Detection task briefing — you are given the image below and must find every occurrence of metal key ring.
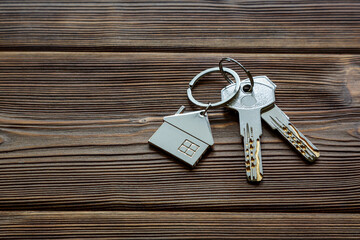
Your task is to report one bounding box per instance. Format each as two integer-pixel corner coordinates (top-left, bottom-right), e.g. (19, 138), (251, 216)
(219, 57), (254, 92)
(187, 67), (241, 108)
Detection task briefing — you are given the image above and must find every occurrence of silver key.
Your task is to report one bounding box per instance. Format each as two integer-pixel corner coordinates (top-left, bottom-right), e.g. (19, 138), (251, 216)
(262, 105), (320, 162)
(221, 76), (276, 182)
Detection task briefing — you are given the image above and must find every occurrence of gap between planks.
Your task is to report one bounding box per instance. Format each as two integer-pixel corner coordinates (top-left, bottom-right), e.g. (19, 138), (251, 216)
(0, 47), (360, 54)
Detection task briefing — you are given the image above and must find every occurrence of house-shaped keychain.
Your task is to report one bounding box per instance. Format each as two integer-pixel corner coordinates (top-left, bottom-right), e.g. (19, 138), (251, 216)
(148, 106), (214, 167)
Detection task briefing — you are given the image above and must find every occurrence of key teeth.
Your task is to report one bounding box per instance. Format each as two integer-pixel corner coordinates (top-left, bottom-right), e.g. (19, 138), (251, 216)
(267, 112), (320, 163)
(244, 134), (263, 182)
(304, 150), (320, 162)
(286, 123), (320, 162)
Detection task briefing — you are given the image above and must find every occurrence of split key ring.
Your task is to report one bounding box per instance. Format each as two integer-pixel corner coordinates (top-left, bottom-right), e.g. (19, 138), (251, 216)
(187, 66), (241, 114)
(219, 57), (254, 92)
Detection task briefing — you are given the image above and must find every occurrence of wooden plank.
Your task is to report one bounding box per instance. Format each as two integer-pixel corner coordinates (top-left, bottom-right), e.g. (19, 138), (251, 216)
(0, 52), (358, 211)
(0, 1), (359, 51)
(1, 211), (359, 239)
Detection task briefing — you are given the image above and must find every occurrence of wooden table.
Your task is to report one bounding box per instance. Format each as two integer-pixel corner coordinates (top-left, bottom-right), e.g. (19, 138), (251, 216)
(0, 1), (359, 239)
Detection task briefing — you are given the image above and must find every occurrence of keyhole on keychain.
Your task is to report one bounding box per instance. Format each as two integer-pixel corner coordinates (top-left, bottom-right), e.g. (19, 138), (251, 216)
(242, 84), (252, 92)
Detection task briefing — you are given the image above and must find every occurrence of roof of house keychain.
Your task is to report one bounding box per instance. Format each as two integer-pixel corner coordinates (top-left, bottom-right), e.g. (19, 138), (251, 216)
(219, 58), (320, 183)
(148, 67), (241, 167)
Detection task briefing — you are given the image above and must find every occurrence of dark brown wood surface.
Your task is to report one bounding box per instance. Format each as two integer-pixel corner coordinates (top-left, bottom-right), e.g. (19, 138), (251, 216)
(0, 0), (359, 52)
(0, 1), (359, 239)
(1, 211), (360, 239)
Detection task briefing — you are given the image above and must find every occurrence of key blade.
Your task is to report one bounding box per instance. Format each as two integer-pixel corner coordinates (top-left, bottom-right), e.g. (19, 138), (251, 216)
(240, 110), (263, 182)
(262, 105), (320, 162)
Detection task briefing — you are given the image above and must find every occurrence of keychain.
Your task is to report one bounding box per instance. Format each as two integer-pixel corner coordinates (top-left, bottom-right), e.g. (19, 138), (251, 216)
(149, 58), (319, 183)
(148, 67), (241, 167)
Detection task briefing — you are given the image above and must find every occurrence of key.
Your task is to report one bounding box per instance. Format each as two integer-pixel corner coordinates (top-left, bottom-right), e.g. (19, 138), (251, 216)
(262, 105), (320, 162)
(221, 76), (276, 182)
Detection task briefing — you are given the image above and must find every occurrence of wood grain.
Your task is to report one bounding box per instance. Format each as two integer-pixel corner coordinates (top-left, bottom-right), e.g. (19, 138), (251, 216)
(0, 1), (359, 52)
(1, 0), (359, 237)
(0, 52), (358, 211)
(1, 211), (359, 239)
